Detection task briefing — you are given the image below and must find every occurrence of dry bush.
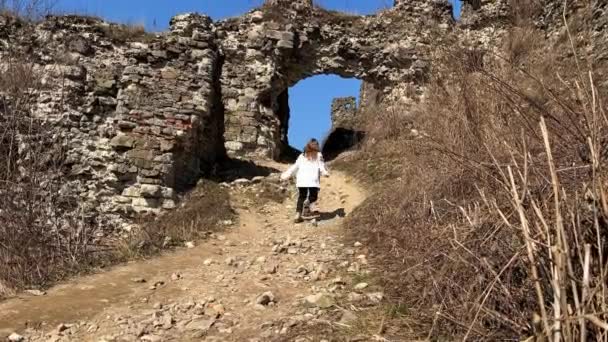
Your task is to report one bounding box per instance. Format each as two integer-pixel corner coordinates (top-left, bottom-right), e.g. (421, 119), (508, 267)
(331, 106), (418, 185)
(102, 23), (155, 44)
(509, 0), (543, 26)
(364, 108), (414, 143)
(0, 58), (103, 296)
(260, 0), (362, 25)
(504, 26), (544, 66)
(0, 0), (55, 19)
(340, 7), (608, 340)
(0, 1), (108, 297)
(117, 180), (235, 259)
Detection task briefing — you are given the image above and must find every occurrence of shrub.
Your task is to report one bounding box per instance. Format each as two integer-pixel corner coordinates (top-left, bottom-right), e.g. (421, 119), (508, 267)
(117, 180), (235, 259)
(0, 59), (103, 296)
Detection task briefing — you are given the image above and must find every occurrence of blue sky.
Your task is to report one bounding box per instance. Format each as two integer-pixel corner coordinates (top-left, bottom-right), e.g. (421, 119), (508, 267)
(54, 0), (461, 149)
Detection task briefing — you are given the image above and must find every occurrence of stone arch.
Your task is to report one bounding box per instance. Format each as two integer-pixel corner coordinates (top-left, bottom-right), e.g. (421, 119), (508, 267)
(219, 0), (454, 159)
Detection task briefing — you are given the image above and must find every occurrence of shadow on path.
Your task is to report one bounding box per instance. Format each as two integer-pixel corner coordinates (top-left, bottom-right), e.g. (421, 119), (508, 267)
(317, 208), (346, 222)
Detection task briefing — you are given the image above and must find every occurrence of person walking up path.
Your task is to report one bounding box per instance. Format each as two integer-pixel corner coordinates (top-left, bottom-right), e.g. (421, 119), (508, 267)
(281, 139), (329, 223)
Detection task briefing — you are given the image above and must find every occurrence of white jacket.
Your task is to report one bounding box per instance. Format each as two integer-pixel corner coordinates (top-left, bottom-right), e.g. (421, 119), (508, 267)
(281, 153), (329, 188)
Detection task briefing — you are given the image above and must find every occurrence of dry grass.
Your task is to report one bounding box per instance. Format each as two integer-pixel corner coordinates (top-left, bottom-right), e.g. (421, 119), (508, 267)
(335, 4), (608, 341)
(509, 0), (543, 26)
(0, 58), (105, 296)
(102, 22), (156, 44)
(116, 180), (234, 259)
(260, 0), (363, 25)
(0, 0), (55, 19)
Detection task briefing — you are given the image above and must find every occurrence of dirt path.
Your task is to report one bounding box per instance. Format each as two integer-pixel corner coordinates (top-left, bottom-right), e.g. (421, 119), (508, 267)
(0, 167), (381, 342)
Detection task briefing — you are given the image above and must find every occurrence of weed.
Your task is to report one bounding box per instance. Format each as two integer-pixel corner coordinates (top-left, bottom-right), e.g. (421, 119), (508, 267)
(118, 180), (234, 259)
(102, 22), (156, 44)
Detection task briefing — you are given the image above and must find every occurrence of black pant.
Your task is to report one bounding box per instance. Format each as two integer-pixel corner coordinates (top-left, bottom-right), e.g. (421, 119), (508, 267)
(297, 187), (319, 214)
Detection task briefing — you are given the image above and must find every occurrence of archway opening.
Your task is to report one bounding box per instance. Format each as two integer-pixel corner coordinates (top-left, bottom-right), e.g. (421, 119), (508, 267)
(279, 75), (365, 161)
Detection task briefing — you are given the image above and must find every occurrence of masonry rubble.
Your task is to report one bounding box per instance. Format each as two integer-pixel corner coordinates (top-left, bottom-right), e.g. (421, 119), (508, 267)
(1, 0), (601, 229)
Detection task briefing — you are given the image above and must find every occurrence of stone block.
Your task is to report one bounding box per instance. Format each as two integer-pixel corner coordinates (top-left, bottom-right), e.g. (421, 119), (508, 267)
(132, 197), (161, 210)
(114, 196), (132, 204)
(94, 79), (116, 95)
(151, 50), (167, 59)
(161, 187), (175, 199)
(141, 169), (161, 177)
(140, 184), (162, 197)
(191, 49), (208, 59)
(98, 96), (118, 106)
(122, 186), (141, 197)
(46, 64), (86, 80)
(161, 67), (179, 80)
(154, 153), (174, 163)
(276, 40), (293, 49)
(139, 177), (163, 185)
(225, 141), (243, 151)
(110, 135), (135, 149)
(127, 149), (157, 169)
(130, 42), (149, 50)
(123, 65), (143, 75)
(250, 11), (264, 23)
(160, 140), (175, 153)
(118, 121), (137, 130)
(69, 36), (93, 55)
(162, 199), (177, 209)
(266, 30), (294, 42)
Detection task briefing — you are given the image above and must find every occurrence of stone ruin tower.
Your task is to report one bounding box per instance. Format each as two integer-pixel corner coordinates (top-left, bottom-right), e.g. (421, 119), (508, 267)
(322, 97), (364, 161)
(330, 97), (357, 130)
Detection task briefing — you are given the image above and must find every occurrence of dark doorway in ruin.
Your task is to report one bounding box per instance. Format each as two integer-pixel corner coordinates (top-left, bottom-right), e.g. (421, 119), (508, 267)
(276, 75), (364, 161)
(322, 127), (366, 161)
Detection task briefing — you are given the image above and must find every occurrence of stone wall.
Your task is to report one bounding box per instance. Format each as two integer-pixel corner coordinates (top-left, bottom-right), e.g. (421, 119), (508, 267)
(218, 0), (454, 158)
(0, 14), (224, 229)
(3, 0), (599, 228)
(322, 96), (364, 160)
(330, 97), (357, 129)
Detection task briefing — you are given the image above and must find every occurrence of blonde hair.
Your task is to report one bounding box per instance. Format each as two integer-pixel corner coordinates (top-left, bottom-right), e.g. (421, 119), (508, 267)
(304, 139), (320, 160)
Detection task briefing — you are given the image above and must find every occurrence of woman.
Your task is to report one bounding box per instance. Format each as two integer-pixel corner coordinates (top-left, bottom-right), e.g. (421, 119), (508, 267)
(280, 139), (330, 223)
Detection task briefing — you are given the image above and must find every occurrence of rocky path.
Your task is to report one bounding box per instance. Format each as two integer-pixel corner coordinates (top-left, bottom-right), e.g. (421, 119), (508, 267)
(0, 167), (384, 342)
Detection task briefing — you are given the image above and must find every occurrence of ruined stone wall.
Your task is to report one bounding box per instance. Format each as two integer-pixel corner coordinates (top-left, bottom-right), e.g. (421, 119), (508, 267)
(5, 0), (597, 228)
(0, 0), (457, 227)
(322, 96), (364, 160)
(217, 0), (454, 159)
(330, 97), (357, 129)
(0, 14), (223, 229)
